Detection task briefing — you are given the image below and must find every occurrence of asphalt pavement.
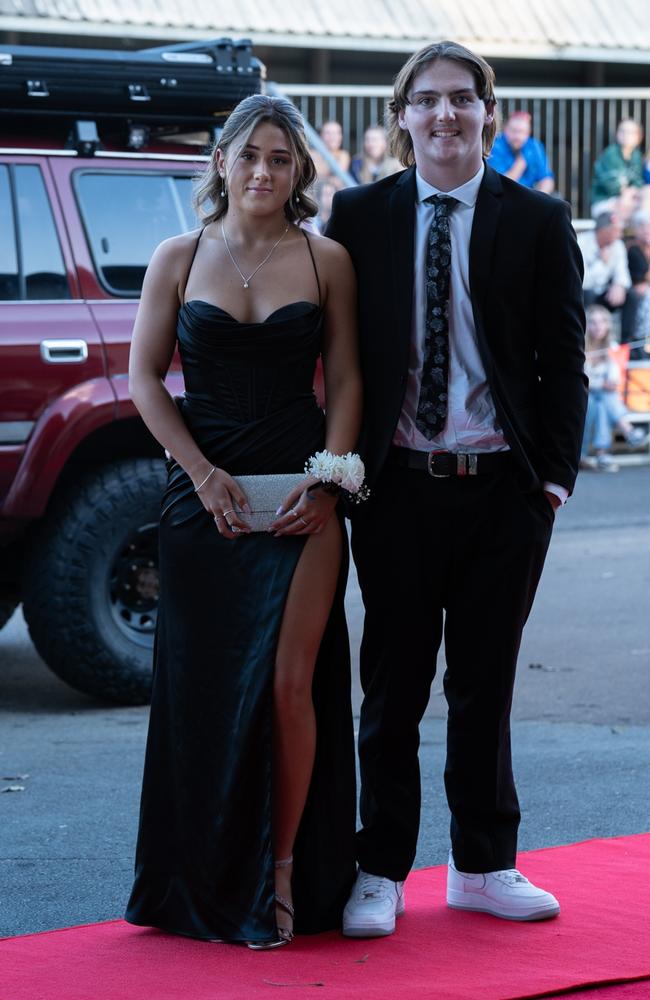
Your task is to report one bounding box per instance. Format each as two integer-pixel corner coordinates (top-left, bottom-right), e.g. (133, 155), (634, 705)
(1, 463), (649, 937)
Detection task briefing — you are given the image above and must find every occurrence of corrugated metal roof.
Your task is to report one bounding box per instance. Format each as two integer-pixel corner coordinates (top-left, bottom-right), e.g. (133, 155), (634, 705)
(2, 0), (650, 58)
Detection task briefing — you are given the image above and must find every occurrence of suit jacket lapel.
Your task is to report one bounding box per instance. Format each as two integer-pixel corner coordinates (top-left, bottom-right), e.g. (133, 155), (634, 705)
(469, 164), (502, 346)
(388, 166), (416, 364)
(469, 165), (534, 479)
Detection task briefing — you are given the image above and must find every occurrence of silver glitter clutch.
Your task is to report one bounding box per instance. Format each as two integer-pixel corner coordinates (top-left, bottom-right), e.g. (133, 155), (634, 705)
(233, 473), (306, 531)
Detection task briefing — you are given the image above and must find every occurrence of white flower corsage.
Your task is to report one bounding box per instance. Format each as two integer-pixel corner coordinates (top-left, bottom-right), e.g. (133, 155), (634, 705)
(304, 450), (370, 503)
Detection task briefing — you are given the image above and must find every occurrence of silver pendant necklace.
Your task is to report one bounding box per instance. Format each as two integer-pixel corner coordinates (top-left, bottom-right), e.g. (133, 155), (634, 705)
(221, 219), (290, 289)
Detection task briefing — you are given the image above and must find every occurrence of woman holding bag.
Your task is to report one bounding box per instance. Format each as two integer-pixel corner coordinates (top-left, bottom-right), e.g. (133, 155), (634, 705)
(125, 94), (363, 947)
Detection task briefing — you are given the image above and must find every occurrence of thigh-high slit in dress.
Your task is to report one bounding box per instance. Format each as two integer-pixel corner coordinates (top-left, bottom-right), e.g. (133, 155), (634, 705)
(125, 230), (357, 943)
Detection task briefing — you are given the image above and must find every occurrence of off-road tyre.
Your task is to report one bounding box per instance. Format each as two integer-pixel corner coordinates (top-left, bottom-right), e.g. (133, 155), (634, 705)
(22, 458), (167, 704)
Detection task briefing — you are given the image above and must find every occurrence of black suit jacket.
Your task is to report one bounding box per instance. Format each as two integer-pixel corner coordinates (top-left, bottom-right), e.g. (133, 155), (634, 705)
(326, 163), (587, 494)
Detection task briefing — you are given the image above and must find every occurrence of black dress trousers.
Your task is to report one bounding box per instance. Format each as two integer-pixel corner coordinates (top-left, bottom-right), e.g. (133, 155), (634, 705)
(350, 459), (554, 880)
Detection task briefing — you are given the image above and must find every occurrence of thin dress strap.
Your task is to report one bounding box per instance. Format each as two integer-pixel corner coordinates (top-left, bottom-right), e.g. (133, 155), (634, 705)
(302, 229), (322, 308)
(180, 227), (205, 304)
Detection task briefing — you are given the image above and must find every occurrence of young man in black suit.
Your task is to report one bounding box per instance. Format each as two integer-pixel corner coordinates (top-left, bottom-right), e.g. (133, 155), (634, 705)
(326, 41), (587, 937)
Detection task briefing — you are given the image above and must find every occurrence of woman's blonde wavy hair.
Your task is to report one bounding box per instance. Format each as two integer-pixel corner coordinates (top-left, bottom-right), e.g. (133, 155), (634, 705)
(194, 94), (318, 225)
(386, 41), (498, 166)
(585, 304), (613, 352)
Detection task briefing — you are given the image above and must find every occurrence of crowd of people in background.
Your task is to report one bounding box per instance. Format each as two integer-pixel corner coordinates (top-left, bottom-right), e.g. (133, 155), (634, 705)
(309, 120), (401, 229)
(465, 109), (650, 471)
(579, 118), (650, 469)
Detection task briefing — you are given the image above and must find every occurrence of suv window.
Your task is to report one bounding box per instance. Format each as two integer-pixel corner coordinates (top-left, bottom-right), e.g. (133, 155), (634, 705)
(0, 164), (70, 301)
(75, 172), (199, 297)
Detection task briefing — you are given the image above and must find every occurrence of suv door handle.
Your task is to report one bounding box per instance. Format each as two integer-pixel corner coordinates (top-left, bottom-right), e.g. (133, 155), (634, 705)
(40, 340), (89, 364)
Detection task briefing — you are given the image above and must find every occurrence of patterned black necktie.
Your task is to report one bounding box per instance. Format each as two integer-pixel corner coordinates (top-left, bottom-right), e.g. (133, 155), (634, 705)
(415, 194), (458, 439)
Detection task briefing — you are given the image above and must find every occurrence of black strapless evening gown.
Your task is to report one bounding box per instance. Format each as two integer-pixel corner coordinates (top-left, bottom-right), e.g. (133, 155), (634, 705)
(125, 299), (357, 943)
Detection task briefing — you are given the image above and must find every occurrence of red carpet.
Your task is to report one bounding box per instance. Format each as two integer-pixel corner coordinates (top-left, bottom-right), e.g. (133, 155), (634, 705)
(558, 986), (650, 999)
(3, 834), (649, 1000)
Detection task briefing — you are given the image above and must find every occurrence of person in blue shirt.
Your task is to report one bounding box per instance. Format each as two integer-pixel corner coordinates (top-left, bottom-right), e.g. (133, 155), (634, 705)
(488, 110), (555, 193)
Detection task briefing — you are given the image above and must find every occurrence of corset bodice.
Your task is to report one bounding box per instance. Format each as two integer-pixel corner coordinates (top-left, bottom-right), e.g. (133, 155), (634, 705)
(173, 298), (326, 476)
(178, 299), (323, 420)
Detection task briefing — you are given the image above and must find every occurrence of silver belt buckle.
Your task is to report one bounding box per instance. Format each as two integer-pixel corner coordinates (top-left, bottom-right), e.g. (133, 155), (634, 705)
(456, 453), (479, 476)
(427, 451), (450, 478)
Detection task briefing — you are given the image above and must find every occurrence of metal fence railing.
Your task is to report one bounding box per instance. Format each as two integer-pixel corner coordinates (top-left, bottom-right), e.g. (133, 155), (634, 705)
(276, 84), (650, 219)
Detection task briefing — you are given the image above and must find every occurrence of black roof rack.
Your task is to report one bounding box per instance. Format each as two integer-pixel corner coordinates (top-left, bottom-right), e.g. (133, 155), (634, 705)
(0, 37), (264, 140)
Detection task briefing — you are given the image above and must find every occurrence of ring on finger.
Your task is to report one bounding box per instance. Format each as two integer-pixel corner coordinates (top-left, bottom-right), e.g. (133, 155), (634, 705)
(214, 514), (223, 523)
(289, 508), (299, 519)
(223, 508), (235, 517)
(299, 517), (309, 527)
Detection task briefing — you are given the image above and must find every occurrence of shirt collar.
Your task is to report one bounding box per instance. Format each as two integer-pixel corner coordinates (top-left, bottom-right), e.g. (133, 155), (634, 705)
(415, 162), (484, 208)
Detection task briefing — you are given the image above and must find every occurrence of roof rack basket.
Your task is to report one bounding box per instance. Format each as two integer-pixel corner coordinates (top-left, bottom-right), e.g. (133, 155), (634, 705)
(0, 37), (264, 138)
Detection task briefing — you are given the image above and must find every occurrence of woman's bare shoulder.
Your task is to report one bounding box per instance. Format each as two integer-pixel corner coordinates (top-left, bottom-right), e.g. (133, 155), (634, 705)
(142, 229), (203, 293)
(150, 228), (203, 267)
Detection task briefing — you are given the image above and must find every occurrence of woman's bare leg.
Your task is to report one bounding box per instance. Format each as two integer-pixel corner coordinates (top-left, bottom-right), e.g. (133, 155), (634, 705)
(272, 515), (342, 933)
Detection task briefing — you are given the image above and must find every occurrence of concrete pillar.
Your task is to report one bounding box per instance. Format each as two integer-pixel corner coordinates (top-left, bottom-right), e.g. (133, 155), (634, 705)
(309, 48), (331, 84)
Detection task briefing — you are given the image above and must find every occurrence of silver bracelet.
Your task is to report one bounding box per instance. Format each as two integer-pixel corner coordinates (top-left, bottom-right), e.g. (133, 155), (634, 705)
(194, 466), (217, 493)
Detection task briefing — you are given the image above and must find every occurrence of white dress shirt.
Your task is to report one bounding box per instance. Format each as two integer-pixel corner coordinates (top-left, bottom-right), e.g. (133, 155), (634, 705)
(393, 164), (568, 505)
(577, 231), (631, 294)
(394, 164), (508, 453)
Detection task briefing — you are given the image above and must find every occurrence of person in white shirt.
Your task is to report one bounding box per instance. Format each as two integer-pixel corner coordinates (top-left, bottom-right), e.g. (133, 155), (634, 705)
(326, 40), (586, 938)
(578, 211), (631, 310)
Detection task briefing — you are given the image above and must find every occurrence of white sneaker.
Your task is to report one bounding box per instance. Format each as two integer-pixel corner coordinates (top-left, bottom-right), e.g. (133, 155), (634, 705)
(447, 853), (560, 921)
(342, 869), (405, 937)
(596, 454), (619, 473)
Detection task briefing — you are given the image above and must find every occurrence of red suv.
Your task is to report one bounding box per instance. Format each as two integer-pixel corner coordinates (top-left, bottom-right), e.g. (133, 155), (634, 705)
(0, 39), (261, 703)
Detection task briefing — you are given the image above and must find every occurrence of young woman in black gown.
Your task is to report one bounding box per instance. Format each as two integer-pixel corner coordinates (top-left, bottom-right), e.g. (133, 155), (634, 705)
(125, 95), (362, 947)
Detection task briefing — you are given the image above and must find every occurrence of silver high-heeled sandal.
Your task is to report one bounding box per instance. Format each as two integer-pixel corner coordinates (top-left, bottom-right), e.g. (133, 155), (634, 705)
(247, 855), (294, 950)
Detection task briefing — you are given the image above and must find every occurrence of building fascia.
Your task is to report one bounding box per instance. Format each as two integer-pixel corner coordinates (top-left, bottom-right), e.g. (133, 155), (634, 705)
(2, 16), (650, 66)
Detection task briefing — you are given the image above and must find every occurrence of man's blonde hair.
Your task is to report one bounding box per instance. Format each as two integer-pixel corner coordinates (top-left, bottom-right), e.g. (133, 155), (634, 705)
(386, 41), (498, 166)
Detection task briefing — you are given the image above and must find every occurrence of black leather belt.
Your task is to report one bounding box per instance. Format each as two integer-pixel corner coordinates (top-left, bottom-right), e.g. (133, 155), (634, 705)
(388, 446), (511, 477)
